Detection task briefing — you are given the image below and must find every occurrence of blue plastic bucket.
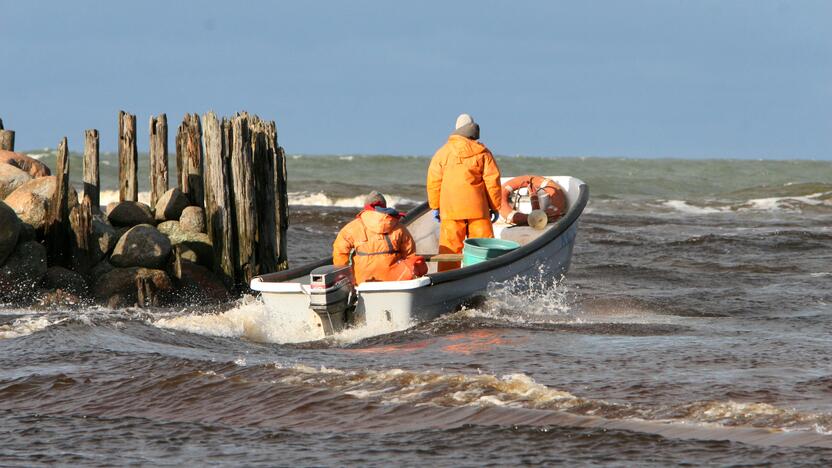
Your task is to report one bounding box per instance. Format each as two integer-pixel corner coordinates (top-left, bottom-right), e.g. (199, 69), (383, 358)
(462, 238), (520, 267)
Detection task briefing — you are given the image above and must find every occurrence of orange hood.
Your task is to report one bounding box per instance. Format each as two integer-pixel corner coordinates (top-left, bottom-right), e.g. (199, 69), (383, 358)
(358, 209), (398, 234)
(447, 135), (487, 162)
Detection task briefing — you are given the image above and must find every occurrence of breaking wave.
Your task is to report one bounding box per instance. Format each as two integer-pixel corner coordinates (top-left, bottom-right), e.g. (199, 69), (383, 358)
(269, 364), (832, 439)
(288, 191), (420, 208)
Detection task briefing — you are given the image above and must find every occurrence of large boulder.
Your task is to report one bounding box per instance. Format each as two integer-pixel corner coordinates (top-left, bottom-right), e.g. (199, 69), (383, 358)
(172, 261), (229, 304)
(69, 207), (117, 272)
(157, 220), (212, 268)
(0, 150), (51, 177)
(4, 176), (78, 231)
(93, 267), (173, 308)
(0, 201), (20, 265)
(110, 224), (171, 269)
(179, 206), (206, 233)
(91, 260), (115, 281)
(154, 188), (189, 222)
(0, 241), (48, 301)
(107, 201), (154, 227)
(0, 163), (32, 199)
(42, 266), (89, 297)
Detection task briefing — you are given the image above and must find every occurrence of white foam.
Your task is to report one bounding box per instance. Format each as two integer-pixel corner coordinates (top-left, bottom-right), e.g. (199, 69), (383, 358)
(0, 315), (65, 340)
(154, 299), (322, 344)
(288, 191), (420, 208)
(99, 190), (152, 207)
(739, 192), (831, 211)
(153, 297), (413, 345)
(661, 200), (726, 214)
(459, 266), (577, 325)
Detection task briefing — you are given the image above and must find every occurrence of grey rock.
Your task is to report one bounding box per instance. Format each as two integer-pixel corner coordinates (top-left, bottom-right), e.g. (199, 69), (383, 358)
(91, 260), (115, 280)
(4, 176), (78, 231)
(69, 207), (117, 272)
(93, 267), (172, 308)
(173, 243), (199, 264)
(0, 163), (32, 199)
(156, 220), (180, 237)
(0, 201), (20, 265)
(0, 241), (48, 301)
(110, 224), (172, 269)
(43, 266), (89, 296)
(17, 222), (36, 242)
(156, 220), (213, 268)
(107, 201), (154, 227)
(172, 261), (229, 305)
(154, 188), (189, 222)
(179, 206), (206, 233)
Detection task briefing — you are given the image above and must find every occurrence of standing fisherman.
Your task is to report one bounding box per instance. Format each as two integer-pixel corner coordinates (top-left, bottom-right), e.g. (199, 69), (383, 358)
(427, 114), (502, 271)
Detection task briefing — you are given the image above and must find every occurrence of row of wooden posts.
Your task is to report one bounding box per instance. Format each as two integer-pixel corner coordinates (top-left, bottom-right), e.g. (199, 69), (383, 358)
(4, 112), (288, 292)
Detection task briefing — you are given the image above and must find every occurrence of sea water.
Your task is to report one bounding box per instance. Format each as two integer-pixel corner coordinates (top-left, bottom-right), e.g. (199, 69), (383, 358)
(1, 152), (831, 465)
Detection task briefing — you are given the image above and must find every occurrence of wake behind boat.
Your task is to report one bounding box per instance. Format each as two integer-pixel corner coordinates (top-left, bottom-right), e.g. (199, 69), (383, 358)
(251, 176), (588, 340)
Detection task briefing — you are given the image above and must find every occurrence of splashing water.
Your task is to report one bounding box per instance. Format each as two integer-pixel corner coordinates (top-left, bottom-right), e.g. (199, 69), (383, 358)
(458, 266), (578, 325)
(153, 296), (415, 345)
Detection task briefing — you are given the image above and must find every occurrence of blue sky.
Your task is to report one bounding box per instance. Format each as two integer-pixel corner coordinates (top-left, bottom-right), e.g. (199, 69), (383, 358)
(1, 1), (830, 159)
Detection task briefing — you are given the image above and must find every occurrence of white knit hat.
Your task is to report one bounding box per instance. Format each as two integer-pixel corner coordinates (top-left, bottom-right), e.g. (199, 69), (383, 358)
(455, 113), (474, 130)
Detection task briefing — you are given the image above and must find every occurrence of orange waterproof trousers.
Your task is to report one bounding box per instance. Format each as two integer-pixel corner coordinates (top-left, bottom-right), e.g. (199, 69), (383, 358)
(438, 217), (494, 271)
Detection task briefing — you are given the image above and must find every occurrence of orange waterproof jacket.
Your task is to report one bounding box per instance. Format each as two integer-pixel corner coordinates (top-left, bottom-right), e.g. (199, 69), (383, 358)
(332, 210), (417, 284)
(427, 135), (502, 220)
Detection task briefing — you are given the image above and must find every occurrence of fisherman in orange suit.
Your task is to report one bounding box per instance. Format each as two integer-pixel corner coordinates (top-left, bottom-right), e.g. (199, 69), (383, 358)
(427, 114), (502, 271)
(333, 191), (428, 284)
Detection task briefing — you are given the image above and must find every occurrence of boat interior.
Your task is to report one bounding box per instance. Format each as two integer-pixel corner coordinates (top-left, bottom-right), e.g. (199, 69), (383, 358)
(252, 175), (584, 290)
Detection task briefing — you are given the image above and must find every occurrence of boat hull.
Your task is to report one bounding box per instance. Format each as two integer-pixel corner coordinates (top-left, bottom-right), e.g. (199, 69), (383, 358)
(252, 177), (588, 341)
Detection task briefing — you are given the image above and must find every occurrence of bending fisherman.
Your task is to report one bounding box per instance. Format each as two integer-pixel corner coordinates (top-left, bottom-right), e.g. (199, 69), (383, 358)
(332, 191), (427, 284)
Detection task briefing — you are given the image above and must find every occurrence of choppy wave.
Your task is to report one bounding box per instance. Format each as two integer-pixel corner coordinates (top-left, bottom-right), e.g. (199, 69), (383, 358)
(288, 191), (420, 208)
(269, 364), (832, 437)
(0, 314), (63, 339)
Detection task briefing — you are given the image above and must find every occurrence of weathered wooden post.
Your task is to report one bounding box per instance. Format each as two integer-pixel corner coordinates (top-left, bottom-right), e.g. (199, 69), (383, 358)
(230, 113), (257, 286)
(46, 137), (71, 266)
(118, 111), (138, 202)
(176, 113), (204, 207)
(69, 198), (95, 276)
(0, 119), (14, 151)
(250, 116), (277, 274)
(201, 112), (236, 289)
(269, 122), (289, 269)
(83, 129), (100, 209)
(149, 114), (169, 207)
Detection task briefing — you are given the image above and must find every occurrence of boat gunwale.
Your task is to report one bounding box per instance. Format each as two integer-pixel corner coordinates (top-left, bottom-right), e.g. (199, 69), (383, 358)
(252, 181), (589, 286)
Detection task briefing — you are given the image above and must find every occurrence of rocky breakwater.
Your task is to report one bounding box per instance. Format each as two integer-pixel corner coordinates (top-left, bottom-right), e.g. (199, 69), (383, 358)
(1, 157), (229, 308)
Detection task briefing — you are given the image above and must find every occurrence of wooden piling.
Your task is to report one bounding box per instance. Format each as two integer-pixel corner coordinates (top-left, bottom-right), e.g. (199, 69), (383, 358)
(176, 113), (204, 207)
(269, 122), (289, 269)
(230, 113), (257, 286)
(201, 112), (236, 289)
(250, 117), (277, 274)
(70, 198), (95, 276)
(0, 129), (14, 151)
(118, 111), (138, 202)
(46, 137), (71, 266)
(149, 114), (169, 207)
(83, 129), (100, 209)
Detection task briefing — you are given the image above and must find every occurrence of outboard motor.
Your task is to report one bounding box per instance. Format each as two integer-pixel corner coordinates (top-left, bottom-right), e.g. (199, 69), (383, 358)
(308, 265), (356, 335)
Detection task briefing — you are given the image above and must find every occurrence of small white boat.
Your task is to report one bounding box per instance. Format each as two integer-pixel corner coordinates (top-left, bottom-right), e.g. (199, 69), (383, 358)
(251, 176), (588, 340)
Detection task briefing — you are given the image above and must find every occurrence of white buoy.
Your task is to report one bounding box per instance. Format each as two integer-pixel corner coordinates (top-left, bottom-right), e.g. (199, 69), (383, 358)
(527, 209), (548, 230)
